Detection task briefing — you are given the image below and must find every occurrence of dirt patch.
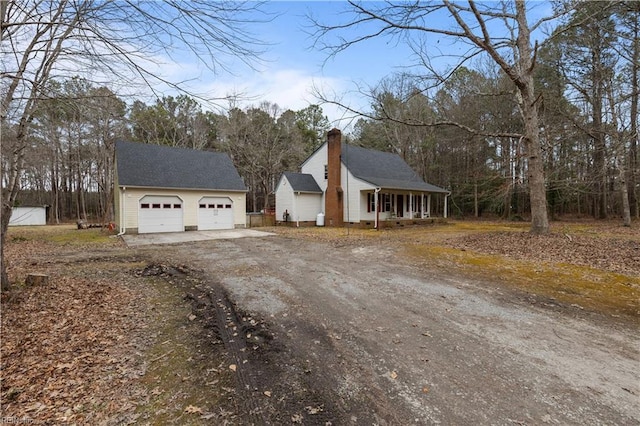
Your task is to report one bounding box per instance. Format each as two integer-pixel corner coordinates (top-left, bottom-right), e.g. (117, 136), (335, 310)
(168, 233), (639, 424)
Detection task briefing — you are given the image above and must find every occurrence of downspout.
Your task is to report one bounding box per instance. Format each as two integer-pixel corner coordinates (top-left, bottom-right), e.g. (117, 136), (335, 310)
(294, 192), (300, 228)
(374, 187), (381, 230)
(117, 186), (126, 235)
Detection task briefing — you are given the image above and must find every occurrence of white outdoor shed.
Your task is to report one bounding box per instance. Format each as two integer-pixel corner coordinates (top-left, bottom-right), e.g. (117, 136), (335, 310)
(275, 172), (323, 224)
(9, 206), (47, 226)
(114, 141), (247, 234)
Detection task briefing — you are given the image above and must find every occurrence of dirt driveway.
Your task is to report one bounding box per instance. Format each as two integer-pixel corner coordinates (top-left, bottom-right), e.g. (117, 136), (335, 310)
(161, 234), (639, 425)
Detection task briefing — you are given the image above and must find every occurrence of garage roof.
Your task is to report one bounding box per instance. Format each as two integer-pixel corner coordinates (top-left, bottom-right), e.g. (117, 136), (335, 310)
(116, 141), (247, 191)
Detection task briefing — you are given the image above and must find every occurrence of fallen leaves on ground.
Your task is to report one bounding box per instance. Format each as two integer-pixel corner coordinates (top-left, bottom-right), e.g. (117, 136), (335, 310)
(184, 405), (203, 414)
(451, 231), (640, 276)
(1, 274), (147, 424)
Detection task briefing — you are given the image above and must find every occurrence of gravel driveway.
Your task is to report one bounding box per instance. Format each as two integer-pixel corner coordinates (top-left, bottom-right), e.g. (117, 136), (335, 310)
(168, 235), (639, 425)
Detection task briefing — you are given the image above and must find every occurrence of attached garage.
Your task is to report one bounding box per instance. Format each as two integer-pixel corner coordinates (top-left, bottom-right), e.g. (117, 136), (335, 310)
(138, 195), (183, 234)
(198, 197), (234, 230)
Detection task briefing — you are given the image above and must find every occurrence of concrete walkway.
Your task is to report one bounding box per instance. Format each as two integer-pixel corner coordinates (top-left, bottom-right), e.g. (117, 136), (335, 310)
(121, 228), (274, 247)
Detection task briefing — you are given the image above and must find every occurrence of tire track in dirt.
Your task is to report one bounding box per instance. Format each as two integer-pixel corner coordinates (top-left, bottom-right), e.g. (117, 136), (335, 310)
(206, 287), (267, 425)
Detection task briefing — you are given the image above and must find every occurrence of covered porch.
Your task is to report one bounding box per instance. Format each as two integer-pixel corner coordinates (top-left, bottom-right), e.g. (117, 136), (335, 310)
(359, 189), (450, 229)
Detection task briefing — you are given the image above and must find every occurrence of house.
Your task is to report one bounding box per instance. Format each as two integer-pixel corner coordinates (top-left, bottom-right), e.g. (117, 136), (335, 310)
(9, 206), (47, 226)
(114, 141), (247, 234)
(275, 129), (449, 228)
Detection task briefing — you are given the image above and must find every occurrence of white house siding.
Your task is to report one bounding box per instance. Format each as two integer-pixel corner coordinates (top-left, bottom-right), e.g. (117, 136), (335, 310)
(301, 144), (328, 194)
(275, 176), (294, 222)
(295, 193), (323, 222)
(119, 187), (246, 233)
(9, 207), (46, 226)
(343, 170), (372, 223)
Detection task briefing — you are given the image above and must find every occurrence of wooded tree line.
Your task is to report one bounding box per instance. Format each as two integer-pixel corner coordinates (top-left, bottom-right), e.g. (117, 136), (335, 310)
(6, 86), (331, 219)
(331, 1), (639, 223)
(3, 1), (638, 224)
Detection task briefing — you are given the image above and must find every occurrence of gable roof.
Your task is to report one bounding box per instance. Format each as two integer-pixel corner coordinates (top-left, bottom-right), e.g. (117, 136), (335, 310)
(283, 172), (323, 193)
(342, 144), (449, 193)
(115, 141), (246, 191)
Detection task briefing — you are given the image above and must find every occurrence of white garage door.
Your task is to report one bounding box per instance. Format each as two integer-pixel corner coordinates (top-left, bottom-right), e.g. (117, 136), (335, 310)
(138, 196), (183, 234)
(198, 197), (234, 230)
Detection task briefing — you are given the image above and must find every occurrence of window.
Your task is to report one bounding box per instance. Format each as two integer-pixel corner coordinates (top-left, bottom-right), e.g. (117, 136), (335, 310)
(217, 204), (223, 208)
(141, 203), (150, 209)
(368, 193), (382, 213)
(174, 204), (181, 209)
(163, 204), (171, 209)
(225, 204), (232, 209)
(367, 193), (396, 213)
(208, 204), (215, 208)
(383, 194), (391, 212)
(152, 203), (161, 209)
(324, 164), (328, 180)
(199, 204), (206, 208)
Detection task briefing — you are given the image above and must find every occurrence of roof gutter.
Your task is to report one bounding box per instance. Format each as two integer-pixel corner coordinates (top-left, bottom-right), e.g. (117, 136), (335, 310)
(117, 184), (249, 193)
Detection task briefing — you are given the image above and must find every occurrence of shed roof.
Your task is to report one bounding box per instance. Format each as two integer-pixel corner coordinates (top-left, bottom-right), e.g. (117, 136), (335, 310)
(115, 141), (246, 191)
(342, 144), (449, 193)
(283, 172), (323, 193)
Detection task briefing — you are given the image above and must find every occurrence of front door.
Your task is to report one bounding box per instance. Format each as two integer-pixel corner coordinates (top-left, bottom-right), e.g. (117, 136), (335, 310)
(396, 194), (404, 218)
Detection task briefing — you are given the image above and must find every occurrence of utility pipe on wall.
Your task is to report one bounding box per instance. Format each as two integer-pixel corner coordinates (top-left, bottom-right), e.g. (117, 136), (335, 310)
(117, 186), (126, 235)
(294, 192), (300, 227)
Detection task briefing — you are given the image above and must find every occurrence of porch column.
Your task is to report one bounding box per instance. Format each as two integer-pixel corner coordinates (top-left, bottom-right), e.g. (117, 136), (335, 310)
(409, 192), (413, 219)
(374, 188), (380, 229)
(444, 194), (448, 218)
(421, 194), (425, 219)
(427, 194), (431, 218)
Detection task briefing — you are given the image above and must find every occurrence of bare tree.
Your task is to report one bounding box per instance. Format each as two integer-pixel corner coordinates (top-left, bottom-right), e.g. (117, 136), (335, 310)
(1, 0), (268, 290)
(310, 0), (576, 234)
(219, 102), (305, 212)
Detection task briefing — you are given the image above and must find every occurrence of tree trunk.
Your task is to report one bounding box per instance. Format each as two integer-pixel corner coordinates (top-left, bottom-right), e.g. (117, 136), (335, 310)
(629, 16), (639, 218)
(25, 273), (49, 287)
(1, 124), (28, 291)
(516, 0), (549, 234)
(620, 154), (631, 227)
(473, 182), (479, 218)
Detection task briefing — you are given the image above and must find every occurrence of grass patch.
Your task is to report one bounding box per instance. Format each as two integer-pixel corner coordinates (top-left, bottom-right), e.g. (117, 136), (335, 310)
(134, 276), (231, 424)
(7, 225), (118, 246)
(405, 240), (639, 320)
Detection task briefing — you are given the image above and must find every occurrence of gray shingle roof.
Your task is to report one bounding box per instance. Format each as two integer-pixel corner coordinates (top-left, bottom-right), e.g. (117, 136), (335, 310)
(283, 172), (322, 193)
(115, 141), (246, 191)
(342, 144), (449, 193)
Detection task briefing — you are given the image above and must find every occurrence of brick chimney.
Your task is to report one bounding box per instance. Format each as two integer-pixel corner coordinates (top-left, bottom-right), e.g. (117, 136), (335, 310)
(325, 128), (344, 226)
